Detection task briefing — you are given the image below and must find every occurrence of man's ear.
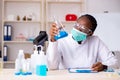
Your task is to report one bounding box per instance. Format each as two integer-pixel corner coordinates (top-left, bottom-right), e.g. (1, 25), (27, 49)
(88, 32), (93, 36)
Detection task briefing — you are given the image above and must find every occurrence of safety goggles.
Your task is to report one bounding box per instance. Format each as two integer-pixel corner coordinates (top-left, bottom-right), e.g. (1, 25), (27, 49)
(73, 23), (92, 35)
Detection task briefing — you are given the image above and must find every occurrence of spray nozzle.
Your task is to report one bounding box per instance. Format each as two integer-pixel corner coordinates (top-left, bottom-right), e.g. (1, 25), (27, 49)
(34, 45), (44, 55)
(37, 45), (43, 51)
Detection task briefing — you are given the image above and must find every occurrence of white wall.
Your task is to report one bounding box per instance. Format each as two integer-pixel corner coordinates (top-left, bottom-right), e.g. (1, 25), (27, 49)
(93, 13), (120, 51)
(86, 0), (120, 13)
(85, 0), (120, 51)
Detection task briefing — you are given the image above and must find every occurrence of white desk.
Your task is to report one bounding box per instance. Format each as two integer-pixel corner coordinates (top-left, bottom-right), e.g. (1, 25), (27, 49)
(0, 69), (120, 80)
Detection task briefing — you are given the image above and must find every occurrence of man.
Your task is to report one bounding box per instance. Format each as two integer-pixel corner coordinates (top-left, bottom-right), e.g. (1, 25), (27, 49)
(47, 14), (118, 71)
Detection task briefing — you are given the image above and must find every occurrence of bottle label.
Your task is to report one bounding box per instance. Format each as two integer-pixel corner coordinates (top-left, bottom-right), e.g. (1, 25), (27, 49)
(36, 65), (47, 76)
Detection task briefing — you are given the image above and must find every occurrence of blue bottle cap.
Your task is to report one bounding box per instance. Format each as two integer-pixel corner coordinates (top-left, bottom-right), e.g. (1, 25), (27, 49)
(21, 72), (28, 76)
(27, 72), (32, 75)
(15, 72), (21, 75)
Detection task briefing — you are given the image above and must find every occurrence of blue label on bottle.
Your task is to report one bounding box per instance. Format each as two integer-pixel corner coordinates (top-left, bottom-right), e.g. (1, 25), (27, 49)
(36, 65), (47, 76)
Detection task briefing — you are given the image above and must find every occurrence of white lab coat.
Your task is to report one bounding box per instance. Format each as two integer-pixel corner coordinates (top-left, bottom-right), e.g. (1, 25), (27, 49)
(47, 34), (118, 70)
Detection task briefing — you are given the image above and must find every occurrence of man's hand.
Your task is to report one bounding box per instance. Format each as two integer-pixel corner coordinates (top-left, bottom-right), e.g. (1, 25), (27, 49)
(49, 23), (58, 42)
(92, 62), (106, 72)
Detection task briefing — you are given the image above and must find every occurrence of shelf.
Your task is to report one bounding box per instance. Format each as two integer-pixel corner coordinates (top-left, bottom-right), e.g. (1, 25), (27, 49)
(4, 20), (41, 23)
(47, 0), (82, 4)
(3, 61), (15, 64)
(4, 41), (33, 44)
(1, 0), (84, 69)
(4, 0), (42, 2)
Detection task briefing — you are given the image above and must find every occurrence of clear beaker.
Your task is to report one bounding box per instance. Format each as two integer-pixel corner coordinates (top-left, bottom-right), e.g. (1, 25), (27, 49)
(54, 18), (68, 40)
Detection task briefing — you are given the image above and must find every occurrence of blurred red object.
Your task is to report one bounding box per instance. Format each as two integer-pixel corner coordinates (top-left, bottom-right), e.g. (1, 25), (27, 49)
(65, 14), (77, 21)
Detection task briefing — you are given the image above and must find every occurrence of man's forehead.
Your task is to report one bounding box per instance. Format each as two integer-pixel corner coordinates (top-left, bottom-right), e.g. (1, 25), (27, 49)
(77, 16), (91, 23)
(77, 17), (92, 29)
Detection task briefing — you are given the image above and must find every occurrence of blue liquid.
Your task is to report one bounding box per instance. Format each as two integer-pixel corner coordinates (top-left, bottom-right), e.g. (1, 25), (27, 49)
(54, 30), (68, 40)
(36, 65), (47, 76)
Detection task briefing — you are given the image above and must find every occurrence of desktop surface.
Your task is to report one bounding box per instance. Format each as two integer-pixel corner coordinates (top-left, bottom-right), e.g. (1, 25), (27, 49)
(0, 69), (120, 80)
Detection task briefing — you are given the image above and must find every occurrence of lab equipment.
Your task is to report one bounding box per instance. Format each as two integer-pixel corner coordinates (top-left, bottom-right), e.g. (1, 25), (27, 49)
(31, 45), (38, 74)
(33, 31), (48, 46)
(54, 18), (68, 40)
(15, 50), (24, 75)
(33, 31), (48, 76)
(68, 68), (97, 73)
(36, 45), (47, 76)
(15, 50), (32, 76)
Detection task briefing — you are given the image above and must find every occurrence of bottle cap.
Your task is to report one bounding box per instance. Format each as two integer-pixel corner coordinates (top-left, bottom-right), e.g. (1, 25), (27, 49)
(18, 49), (24, 59)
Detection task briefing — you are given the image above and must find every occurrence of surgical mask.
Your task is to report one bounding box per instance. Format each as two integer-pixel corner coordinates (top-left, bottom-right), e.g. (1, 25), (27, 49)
(71, 28), (87, 42)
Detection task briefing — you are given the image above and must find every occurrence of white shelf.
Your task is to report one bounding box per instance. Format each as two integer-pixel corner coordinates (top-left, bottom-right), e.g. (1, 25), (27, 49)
(47, 1), (82, 4)
(2, 0), (42, 69)
(1, 0), (85, 69)
(4, 41), (33, 44)
(4, 20), (41, 23)
(46, 0), (84, 23)
(4, 0), (42, 2)
(46, 0), (84, 34)
(3, 61), (15, 64)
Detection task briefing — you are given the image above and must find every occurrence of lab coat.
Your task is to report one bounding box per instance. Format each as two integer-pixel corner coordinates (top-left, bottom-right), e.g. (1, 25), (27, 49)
(47, 34), (118, 70)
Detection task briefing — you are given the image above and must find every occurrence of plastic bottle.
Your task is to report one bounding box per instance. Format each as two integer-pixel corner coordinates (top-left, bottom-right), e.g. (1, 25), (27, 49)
(31, 45), (38, 74)
(26, 58), (32, 75)
(54, 17), (68, 40)
(36, 45), (47, 76)
(15, 58), (21, 75)
(15, 50), (24, 75)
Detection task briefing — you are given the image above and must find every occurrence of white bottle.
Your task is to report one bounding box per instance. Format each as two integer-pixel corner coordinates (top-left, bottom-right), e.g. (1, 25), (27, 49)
(15, 58), (20, 74)
(21, 57), (26, 74)
(36, 45), (47, 76)
(15, 50), (24, 75)
(31, 45), (38, 74)
(40, 50), (47, 65)
(26, 58), (32, 75)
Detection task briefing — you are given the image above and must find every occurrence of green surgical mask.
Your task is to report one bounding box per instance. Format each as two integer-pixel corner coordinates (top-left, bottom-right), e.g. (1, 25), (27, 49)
(71, 28), (87, 42)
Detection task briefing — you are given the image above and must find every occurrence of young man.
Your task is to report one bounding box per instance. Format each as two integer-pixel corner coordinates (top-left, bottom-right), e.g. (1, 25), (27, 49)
(47, 14), (118, 71)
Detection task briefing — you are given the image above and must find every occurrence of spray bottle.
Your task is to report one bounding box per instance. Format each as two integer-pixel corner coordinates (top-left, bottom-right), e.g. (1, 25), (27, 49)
(54, 17), (68, 40)
(36, 45), (47, 76)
